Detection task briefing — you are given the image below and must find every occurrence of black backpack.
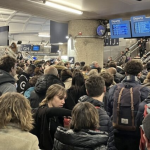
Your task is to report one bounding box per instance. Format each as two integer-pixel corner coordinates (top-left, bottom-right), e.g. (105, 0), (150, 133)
(113, 83), (143, 131)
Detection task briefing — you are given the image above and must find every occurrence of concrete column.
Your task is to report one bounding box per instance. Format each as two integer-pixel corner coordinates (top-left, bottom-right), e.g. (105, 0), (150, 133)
(68, 20), (104, 67)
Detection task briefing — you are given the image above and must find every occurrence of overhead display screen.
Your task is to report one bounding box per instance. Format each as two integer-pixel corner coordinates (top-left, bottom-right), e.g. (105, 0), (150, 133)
(131, 15), (150, 37)
(109, 18), (131, 38)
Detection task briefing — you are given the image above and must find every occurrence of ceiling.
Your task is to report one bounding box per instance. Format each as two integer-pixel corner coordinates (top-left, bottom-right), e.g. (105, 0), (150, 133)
(0, 0), (150, 22)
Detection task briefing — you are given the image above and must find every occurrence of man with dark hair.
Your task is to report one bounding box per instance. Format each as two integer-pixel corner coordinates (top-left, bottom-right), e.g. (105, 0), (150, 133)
(0, 55), (17, 94)
(108, 60), (150, 150)
(64, 62), (71, 69)
(17, 64), (36, 94)
(79, 75), (116, 150)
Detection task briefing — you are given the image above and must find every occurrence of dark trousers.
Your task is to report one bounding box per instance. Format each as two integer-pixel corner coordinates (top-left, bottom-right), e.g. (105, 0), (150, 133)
(114, 136), (140, 150)
(139, 49), (145, 58)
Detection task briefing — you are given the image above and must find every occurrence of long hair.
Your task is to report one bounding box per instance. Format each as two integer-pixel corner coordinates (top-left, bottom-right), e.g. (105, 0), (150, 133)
(39, 84), (66, 106)
(0, 92), (33, 131)
(70, 102), (99, 131)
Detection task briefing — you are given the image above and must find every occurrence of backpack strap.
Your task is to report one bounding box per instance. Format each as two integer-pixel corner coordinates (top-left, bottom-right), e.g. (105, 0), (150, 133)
(130, 88), (135, 129)
(117, 87), (124, 124)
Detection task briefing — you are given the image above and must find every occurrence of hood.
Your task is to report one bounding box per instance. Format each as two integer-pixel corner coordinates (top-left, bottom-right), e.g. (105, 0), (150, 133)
(78, 95), (104, 108)
(55, 126), (108, 148)
(35, 74), (64, 94)
(0, 69), (15, 85)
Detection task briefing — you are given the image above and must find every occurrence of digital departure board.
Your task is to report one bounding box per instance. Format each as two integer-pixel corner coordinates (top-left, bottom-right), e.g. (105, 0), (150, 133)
(109, 18), (131, 38)
(131, 15), (150, 37)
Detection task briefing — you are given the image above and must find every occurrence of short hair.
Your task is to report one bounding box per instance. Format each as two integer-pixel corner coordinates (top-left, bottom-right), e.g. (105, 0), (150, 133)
(82, 65), (91, 71)
(0, 55), (16, 72)
(40, 84), (66, 106)
(88, 69), (98, 77)
(0, 92), (33, 131)
(61, 69), (72, 78)
(72, 72), (85, 87)
(108, 61), (117, 68)
(124, 60), (143, 76)
(44, 66), (58, 76)
(85, 75), (105, 97)
(107, 67), (117, 75)
(64, 62), (70, 67)
(70, 102), (99, 131)
(29, 76), (39, 86)
(99, 72), (114, 87)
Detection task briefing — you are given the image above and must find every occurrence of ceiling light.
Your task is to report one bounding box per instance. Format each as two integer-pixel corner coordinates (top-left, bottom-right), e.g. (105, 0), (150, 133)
(58, 43), (63, 45)
(44, 1), (83, 15)
(38, 32), (50, 37)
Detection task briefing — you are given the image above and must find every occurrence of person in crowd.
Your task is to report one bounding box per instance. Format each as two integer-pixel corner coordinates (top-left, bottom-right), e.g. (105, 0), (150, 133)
(107, 56), (113, 63)
(74, 62), (81, 69)
(24, 76), (39, 99)
(17, 64), (35, 94)
(82, 65), (91, 80)
(14, 66), (23, 81)
(142, 72), (150, 89)
(78, 75), (116, 150)
(0, 55), (17, 94)
(88, 69), (98, 77)
(8, 42), (18, 58)
(17, 52), (23, 60)
(80, 61), (85, 70)
(142, 114), (150, 150)
(138, 38), (146, 58)
(0, 92), (39, 150)
(29, 66), (64, 108)
(64, 62), (71, 69)
(118, 51), (126, 68)
(108, 60), (150, 150)
(61, 69), (72, 90)
(64, 71), (86, 110)
(125, 48), (131, 62)
(31, 84), (71, 150)
(53, 102), (108, 150)
(91, 61), (101, 73)
(99, 72), (114, 111)
(34, 66), (43, 76)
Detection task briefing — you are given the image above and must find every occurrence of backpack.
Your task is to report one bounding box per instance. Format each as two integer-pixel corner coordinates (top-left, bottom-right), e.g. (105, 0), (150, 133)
(113, 83), (142, 131)
(139, 103), (150, 150)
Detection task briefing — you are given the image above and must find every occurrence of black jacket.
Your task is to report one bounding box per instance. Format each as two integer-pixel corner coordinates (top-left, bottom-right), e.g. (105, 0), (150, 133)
(79, 95), (117, 150)
(31, 105), (71, 150)
(29, 74), (65, 108)
(53, 126), (108, 150)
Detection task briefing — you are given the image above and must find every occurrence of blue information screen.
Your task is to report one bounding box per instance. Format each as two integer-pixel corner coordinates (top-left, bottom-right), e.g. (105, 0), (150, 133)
(32, 45), (40, 51)
(134, 21), (150, 34)
(112, 24), (128, 35)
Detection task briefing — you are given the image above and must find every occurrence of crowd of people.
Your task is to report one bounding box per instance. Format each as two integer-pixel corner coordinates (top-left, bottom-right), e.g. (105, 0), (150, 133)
(1, 50), (150, 150)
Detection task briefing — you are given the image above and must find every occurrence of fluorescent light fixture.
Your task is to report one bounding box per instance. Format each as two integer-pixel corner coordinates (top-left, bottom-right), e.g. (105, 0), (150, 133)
(45, 1), (83, 15)
(38, 32), (50, 37)
(58, 42), (63, 45)
(44, 45), (51, 48)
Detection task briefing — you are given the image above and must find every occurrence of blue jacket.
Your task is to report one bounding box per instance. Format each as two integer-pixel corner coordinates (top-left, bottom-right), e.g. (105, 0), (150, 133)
(79, 95), (117, 150)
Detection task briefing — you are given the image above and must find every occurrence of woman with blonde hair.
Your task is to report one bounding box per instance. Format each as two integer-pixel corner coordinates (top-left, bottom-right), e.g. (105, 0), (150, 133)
(32, 84), (71, 150)
(0, 92), (39, 150)
(53, 102), (108, 150)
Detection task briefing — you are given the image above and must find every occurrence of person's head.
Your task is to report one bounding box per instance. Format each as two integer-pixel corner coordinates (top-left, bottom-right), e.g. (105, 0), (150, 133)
(124, 60), (143, 76)
(0, 92), (33, 131)
(40, 84), (66, 107)
(82, 65), (91, 73)
(16, 66), (23, 75)
(121, 51), (125, 55)
(64, 62), (71, 69)
(80, 61), (85, 67)
(0, 55), (17, 76)
(29, 76), (39, 87)
(142, 114), (150, 149)
(72, 72), (85, 87)
(61, 69), (72, 78)
(85, 75), (105, 97)
(74, 62), (80, 69)
(88, 69), (98, 77)
(107, 67), (117, 75)
(108, 61), (117, 68)
(125, 48), (129, 52)
(92, 61), (99, 68)
(99, 72), (114, 87)
(26, 64), (36, 76)
(44, 66), (58, 76)
(70, 102), (99, 131)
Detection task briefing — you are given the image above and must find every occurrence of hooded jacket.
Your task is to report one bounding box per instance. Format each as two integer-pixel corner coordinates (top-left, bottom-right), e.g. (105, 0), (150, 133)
(78, 95), (116, 150)
(53, 126), (108, 150)
(0, 69), (16, 94)
(29, 74), (65, 108)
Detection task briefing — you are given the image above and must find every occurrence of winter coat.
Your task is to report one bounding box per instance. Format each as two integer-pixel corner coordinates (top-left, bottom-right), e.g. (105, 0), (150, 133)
(24, 87), (34, 99)
(29, 74), (65, 108)
(53, 126), (108, 150)
(31, 105), (71, 150)
(0, 123), (39, 150)
(0, 69), (16, 95)
(78, 95), (117, 150)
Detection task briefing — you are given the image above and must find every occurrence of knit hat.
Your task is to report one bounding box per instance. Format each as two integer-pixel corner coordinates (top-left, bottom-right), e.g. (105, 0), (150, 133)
(142, 114), (150, 140)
